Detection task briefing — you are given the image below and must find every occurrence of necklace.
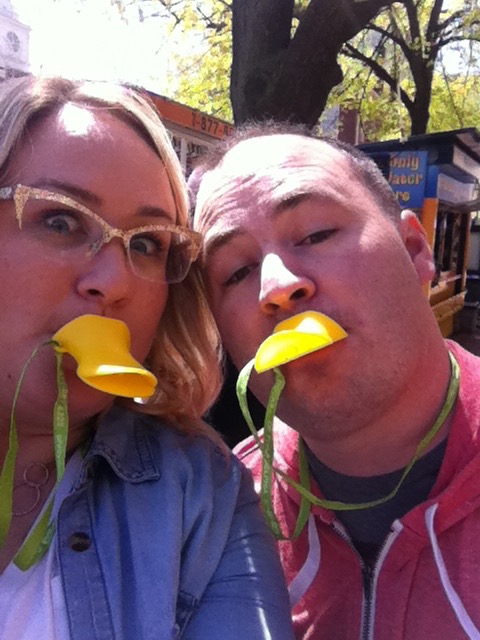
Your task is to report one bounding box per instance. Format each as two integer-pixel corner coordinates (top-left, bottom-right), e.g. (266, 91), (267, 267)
(12, 463), (49, 517)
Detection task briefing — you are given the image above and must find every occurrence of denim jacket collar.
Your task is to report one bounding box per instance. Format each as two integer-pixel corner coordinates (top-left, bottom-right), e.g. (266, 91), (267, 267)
(84, 405), (161, 483)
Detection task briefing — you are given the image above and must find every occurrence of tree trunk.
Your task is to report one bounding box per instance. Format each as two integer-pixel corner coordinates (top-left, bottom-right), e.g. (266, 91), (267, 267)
(231, 0), (398, 127)
(409, 83), (433, 135)
(406, 46), (435, 135)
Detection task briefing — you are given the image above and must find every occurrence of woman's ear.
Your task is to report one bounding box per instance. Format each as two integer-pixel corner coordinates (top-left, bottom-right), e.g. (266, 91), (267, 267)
(400, 209), (436, 285)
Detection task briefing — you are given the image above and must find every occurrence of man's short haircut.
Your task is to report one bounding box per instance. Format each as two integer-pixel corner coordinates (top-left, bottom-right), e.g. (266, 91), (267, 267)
(189, 120), (401, 223)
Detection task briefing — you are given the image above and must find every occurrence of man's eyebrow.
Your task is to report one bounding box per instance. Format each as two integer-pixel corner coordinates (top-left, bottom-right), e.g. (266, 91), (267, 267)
(204, 192), (336, 259)
(204, 227), (246, 260)
(273, 192), (334, 215)
(274, 192), (311, 213)
(30, 179), (174, 221)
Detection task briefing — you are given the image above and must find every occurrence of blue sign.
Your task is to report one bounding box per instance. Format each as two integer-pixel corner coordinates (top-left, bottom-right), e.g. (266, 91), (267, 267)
(387, 151), (428, 208)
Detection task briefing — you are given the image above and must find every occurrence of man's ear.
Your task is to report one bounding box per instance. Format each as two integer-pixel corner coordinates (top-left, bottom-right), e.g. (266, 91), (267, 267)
(400, 209), (435, 285)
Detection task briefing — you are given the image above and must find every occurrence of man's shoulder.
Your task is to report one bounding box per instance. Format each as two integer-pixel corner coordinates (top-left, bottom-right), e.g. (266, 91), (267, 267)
(447, 339), (480, 396)
(444, 340), (480, 455)
(234, 433), (264, 468)
(447, 339), (480, 365)
(233, 423), (299, 470)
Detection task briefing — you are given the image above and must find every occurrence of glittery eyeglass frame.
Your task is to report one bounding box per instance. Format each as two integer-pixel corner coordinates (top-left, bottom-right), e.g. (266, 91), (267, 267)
(0, 184), (203, 283)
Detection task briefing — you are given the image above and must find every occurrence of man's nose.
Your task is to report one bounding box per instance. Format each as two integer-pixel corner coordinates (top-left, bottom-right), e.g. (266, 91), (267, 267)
(259, 253), (315, 315)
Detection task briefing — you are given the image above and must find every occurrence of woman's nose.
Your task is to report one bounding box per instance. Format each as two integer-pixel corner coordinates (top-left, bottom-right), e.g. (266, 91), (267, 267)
(76, 241), (134, 306)
(259, 253), (315, 315)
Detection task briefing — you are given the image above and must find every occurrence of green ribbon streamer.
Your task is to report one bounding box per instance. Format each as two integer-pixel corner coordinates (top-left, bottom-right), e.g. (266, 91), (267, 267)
(0, 341), (70, 571)
(0, 343), (44, 549)
(237, 352), (460, 540)
(14, 349), (69, 570)
(237, 362), (301, 539)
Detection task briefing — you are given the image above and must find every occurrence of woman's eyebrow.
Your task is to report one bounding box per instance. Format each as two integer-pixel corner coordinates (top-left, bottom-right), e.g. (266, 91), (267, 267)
(30, 178), (103, 207)
(134, 205), (174, 222)
(29, 179), (174, 222)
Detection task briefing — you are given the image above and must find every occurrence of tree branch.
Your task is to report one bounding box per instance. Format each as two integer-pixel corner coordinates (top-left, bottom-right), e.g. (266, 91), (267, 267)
(197, 6), (227, 32)
(365, 22), (407, 48)
(365, 22), (415, 61)
(343, 42), (413, 109)
(403, 0), (421, 43)
(436, 10), (464, 33)
(438, 34), (480, 47)
(426, 0), (448, 41)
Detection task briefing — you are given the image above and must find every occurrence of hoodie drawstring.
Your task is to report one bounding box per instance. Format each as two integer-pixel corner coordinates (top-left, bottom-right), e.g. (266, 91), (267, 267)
(426, 503), (480, 639)
(288, 515), (321, 607)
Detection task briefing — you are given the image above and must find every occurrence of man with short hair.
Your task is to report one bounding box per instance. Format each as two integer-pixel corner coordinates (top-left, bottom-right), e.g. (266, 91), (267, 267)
(191, 125), (480, 640)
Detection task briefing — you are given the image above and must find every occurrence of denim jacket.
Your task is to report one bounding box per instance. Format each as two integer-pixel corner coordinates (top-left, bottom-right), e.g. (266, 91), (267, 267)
(55, 405), (293, 640)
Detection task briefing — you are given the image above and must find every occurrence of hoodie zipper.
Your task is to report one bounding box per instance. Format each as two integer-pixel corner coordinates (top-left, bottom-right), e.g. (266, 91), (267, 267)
(332, 520), (402, 640)
(361, 563), (375, 639)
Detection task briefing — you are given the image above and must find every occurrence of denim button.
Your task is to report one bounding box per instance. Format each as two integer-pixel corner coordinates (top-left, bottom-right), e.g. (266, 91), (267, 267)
(69, 531), (91, 552)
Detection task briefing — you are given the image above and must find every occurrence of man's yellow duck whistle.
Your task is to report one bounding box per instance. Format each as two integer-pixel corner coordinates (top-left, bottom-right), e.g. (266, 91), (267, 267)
(254, 311), (348, 373)
(52, 315), (157, 398)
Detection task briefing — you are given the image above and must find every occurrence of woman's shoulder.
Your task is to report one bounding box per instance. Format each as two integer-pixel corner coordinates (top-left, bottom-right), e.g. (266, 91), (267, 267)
(92, 404), (242, 487)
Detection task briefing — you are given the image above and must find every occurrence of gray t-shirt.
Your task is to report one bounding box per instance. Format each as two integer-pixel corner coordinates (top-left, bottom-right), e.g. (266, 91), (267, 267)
(306, 439), (447, 566)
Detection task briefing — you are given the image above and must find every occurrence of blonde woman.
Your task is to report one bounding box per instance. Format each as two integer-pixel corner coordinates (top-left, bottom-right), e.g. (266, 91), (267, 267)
(0, 76), (293, 639)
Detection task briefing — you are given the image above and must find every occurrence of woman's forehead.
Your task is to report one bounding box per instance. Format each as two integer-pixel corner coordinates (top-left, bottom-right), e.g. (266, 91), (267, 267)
(56, 103), (99, 137)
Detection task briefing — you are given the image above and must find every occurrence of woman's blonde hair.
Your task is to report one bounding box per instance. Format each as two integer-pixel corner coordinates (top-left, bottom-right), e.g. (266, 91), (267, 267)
(0, 75), (223, 437)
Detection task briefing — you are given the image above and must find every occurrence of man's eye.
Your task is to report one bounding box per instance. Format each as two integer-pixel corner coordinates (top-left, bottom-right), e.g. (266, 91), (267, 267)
(299, 229), (337, 245)
(225, 264), (255, 286)
(43, 211), (81, 235)
(130, 234), (166, 256)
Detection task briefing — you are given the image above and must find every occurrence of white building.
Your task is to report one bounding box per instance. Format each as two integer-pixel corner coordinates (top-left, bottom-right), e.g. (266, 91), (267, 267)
(0, 0), (29, 79)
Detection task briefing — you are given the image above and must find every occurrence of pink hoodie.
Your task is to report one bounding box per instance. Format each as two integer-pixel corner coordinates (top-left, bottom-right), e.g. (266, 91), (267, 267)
(235, 341), (480, 639)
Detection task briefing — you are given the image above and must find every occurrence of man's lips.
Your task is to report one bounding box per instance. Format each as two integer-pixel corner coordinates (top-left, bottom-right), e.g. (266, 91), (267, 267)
(253, 311), (348, 373)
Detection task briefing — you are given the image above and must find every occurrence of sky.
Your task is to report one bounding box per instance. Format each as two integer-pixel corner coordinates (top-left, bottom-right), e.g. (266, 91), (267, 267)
(10, 0), (177, 95)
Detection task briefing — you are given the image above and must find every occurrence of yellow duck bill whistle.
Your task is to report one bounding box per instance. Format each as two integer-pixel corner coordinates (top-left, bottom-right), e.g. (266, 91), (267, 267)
(254, 310), (348, 373)
(52, 314), (157, 398)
